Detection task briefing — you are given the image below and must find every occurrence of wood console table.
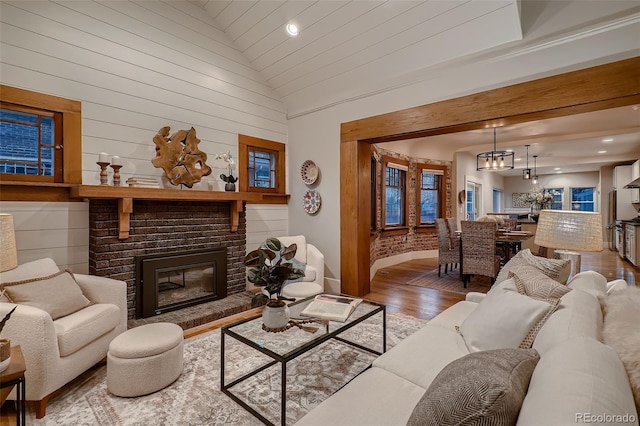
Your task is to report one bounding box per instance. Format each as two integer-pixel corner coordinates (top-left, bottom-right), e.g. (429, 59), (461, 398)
(0, 345), (26, 426)
(70, 185), (263, 238)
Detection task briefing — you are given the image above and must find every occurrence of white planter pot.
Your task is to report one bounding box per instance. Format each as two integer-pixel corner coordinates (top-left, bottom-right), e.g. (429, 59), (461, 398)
(262, 303), (290, 329)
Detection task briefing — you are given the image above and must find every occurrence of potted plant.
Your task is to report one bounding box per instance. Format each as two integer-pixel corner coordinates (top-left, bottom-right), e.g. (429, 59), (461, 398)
(0, 305), (16, 372)
(244, 238), (305, 329)
(215, 151), (238, 191)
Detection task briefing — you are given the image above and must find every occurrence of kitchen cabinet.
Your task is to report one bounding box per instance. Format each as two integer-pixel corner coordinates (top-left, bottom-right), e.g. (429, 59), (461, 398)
(625, 224), (639, 266)
(614, 165), (631, 190)
(631, 160), (640, 203)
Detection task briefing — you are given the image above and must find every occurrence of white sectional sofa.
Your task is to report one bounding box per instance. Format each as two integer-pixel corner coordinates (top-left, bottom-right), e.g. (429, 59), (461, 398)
(296, 267), (638, 425)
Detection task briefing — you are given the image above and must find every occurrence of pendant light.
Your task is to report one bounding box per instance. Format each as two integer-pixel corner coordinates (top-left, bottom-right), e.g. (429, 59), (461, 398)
(532, 155), (539, 185)
(476, 127), (514, 171)
(523, 145), (531, 180)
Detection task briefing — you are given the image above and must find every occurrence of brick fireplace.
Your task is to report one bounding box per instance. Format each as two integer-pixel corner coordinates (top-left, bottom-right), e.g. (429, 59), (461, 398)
(88, 199), (247, 319)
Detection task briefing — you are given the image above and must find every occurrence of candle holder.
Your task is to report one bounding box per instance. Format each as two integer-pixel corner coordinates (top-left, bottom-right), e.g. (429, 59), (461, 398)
(110, 164), (122, 187)
(97, 162), (110, 185)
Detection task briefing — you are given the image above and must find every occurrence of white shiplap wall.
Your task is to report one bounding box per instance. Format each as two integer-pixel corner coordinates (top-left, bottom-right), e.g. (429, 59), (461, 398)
(0, 1), (288, 270)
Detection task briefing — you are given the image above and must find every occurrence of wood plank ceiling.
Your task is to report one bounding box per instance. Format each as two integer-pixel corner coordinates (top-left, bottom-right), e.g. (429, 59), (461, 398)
(193, 0), (522, 115)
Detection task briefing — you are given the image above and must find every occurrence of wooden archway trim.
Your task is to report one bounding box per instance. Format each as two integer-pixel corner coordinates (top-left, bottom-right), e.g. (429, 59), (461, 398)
(340, 56), (640, 297)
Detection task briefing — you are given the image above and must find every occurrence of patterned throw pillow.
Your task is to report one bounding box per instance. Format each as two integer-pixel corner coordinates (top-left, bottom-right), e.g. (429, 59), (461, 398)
(495, 249), (571, 285)
(520, 249), (571, 284)
(509, 267), (572, 300)
(406, 348), (540, 426)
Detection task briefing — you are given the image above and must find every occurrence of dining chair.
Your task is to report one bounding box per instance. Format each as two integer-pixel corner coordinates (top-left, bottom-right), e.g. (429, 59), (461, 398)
(435, 218), (460, 277)
(460, 221), (502, 288)
(503, 218), (518, 231)
(446, 217), (458, 234)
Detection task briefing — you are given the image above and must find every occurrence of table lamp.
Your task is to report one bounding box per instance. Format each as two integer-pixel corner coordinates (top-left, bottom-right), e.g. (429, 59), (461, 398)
(534, 210), (602, 278)
(0, 213), (18, 272)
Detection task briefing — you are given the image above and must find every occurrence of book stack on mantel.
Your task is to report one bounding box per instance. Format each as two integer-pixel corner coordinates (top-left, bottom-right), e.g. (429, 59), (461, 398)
(126, 177), (160, 188)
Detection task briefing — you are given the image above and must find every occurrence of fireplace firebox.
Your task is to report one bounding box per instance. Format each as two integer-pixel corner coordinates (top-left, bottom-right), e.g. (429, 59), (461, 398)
(135, 249), (227, 319)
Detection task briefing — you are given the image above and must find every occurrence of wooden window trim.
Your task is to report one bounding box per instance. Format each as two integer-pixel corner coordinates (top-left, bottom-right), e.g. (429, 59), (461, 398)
(0, 85), (81, 187)
(382, 155), (409, 229)
(416, 163), (447, 226)
(238, 134), (286, 196)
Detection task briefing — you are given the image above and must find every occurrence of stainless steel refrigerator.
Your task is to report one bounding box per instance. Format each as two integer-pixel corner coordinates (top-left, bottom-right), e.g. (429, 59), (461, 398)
(608, 190), (617, 251)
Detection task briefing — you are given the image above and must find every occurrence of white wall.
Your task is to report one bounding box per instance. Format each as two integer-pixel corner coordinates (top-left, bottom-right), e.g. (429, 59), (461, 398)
(287, 4), (638, 285)
(505, 172), (600, 210)
(0, 1), (288, 270)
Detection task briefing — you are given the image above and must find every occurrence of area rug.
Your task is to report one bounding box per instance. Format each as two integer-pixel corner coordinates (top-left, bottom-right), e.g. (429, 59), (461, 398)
(405, 268), (492, 295)
(27, 313), (427, 425)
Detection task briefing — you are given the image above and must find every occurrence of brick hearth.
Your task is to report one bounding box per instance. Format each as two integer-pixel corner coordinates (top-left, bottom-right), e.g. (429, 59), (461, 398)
(88, 199), (248, 321)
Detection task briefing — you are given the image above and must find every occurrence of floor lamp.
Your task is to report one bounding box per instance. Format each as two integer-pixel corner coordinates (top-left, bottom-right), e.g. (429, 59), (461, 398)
(534, 210), (603, 278)
(0, 213), (18, 272)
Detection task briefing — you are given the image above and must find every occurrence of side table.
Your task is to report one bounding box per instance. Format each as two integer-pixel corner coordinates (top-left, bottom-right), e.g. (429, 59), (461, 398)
(0, 345), (26, 426)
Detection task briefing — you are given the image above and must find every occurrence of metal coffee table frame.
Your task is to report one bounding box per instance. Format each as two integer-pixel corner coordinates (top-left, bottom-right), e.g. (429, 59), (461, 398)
(221, 295), (386, 426)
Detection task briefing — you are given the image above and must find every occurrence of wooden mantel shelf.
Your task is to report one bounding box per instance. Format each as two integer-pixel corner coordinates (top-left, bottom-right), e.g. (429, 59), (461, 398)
(70, 185), (264, 238)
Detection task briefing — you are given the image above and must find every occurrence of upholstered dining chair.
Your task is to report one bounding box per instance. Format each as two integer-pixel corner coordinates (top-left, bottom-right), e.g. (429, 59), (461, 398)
(460, 221), (502, 288)
(435, 218), (460, 277)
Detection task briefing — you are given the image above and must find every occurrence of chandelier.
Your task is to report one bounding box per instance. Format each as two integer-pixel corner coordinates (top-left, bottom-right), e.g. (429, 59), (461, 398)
(476, 127), (514, 171)
(523, 145), (532, 180)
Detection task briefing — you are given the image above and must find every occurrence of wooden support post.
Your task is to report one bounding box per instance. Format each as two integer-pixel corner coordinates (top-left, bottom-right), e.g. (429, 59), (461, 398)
(118, 198), (133, 239)
(230, 200), (243, 232)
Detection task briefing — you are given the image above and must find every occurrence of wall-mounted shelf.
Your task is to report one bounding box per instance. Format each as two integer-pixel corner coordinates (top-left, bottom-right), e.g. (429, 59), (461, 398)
(69, 185), (263, 238)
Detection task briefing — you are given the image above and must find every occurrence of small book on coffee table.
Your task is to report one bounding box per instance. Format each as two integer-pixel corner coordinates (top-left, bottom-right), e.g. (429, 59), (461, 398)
(301, 294), (363, 322)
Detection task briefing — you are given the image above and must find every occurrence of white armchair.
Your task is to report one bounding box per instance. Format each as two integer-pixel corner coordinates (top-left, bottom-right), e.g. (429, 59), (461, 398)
(267, 235), (325, 300)
(0, 258), (127, 418)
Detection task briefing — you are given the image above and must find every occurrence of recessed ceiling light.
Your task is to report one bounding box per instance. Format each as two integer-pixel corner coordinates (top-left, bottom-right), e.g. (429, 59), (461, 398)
(602, 138), (614, 143)
(554, 167), (561, 171)
(556, 171), (563, 174)
(597, 150), (607, 154)
(515, 158), (522, 162)
(286, 23), (299, 36)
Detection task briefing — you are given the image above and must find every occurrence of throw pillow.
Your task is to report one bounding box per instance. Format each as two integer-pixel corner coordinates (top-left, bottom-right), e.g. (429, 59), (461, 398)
(1, 269), (90, 320)
(458, 286), (551, 352)
(602, 286), (640, 411)
(508, 267), (571, 300)
(508, 269), (566, 349)
(406, 348), (540, 426)
(520, 249), (571, 284)
(495, 249), (571, 285)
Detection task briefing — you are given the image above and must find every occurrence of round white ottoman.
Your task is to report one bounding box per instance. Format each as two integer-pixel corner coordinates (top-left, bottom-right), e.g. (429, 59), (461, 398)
(107, 322), (184, 397)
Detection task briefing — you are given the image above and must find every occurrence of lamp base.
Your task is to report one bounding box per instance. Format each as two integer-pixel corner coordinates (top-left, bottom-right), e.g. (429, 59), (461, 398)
(554, 250), (581, 280)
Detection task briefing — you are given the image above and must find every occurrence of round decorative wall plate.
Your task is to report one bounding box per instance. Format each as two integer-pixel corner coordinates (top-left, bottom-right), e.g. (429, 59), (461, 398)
(300, 160), (319, 185)
(303, 190), (321, 215)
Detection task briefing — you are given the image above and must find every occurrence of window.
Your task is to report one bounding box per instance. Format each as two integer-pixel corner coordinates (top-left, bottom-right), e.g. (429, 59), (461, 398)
(0, 85), (81, 186)
(238, 134), (285, 195)
(571, 187), (595, 211)
(417, 164), (445, 225)
(492, 188), (504, 213)
(545, 188), (563, 210)
(1, 105), (61, 181)
(371, 154), (377, 232)
(383, 157), (408, 227)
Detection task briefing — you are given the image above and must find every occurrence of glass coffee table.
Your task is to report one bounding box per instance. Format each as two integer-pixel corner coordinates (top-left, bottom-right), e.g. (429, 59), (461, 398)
(221, 294), (386, 426)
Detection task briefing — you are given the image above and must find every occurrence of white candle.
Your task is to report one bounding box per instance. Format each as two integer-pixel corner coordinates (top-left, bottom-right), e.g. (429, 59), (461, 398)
(111, 156), (122, 166)
(98, 152), (109, 163)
